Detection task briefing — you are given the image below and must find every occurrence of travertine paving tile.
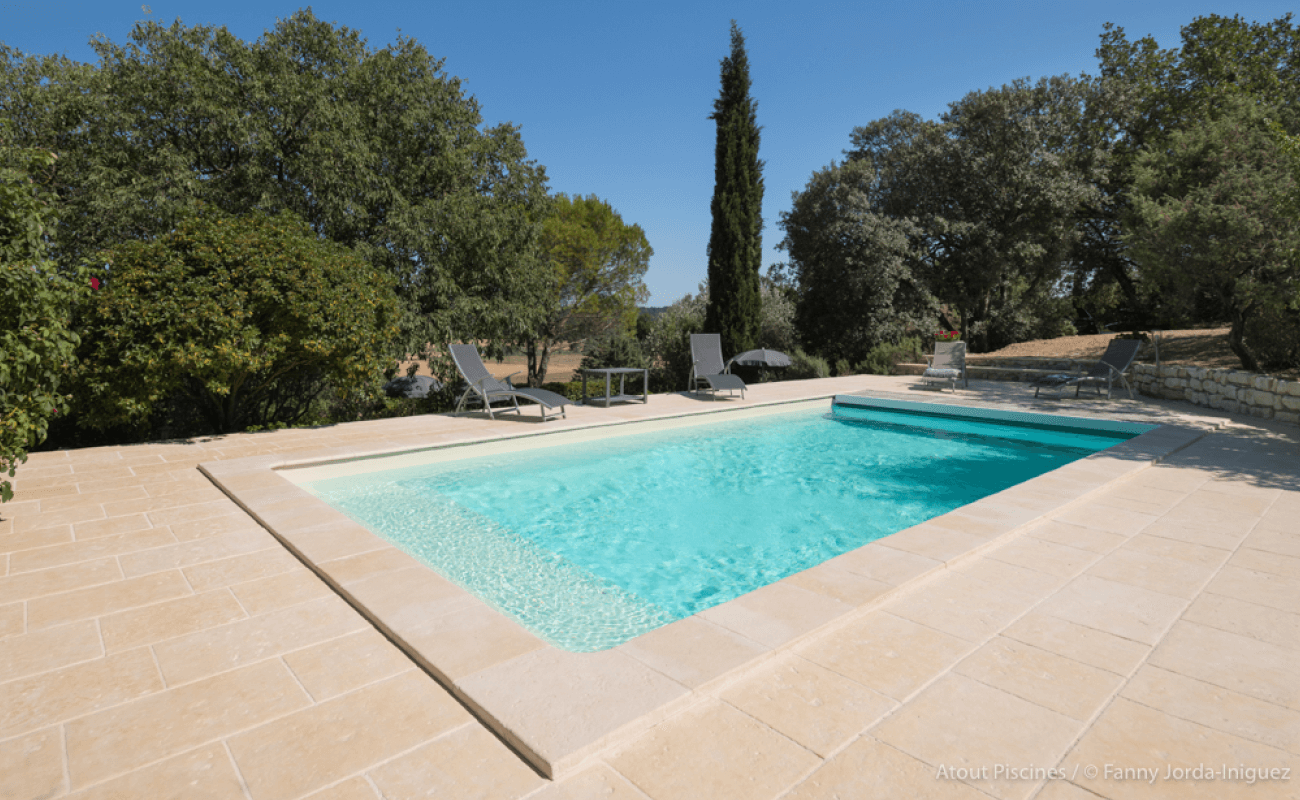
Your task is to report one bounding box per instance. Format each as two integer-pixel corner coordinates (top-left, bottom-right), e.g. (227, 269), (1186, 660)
(873, 674), (1083, 800)
(340, 567), (477, 632)
(1231, 548), (1300, 580)
(1122, 533), (1230, 566)
(0, 525), (75, 555)
(1053, 504), (1157, 536)
(280, 521), (389, 563)
(182, 547), (302, 591)
(823, 541), (943, 586)
(1178, 488), (1274, 516)
(697, 581), (853, 648)
(281, 628), (415, 701)
(531, 764), (646, 800)
(1027, 520), (1127, 554)
(1001, 612), (1149, 676)
(888, 572), (1038, 642)
(988, 537), (1097, 579)
(1066, 698), (1299, 800)
(65, 658), (312, 789)
(785, 736), (990, 800)
(876, 525), (992, 563)
(168, 512), (266, 542)
(1122, 665), (1300, 755)
(1085, 548), (1222, 600)
(226, 671), (472, 800)
(66, 742), (247, 800)
(609, 698), (820, 800)
(1206, 565), (1300, 614)
(228, 568), (335, 615)
(1181, 593), (1300, 653)
(1140, 518), (1248, 550)
(0, 601), (23, 639)
(796, 612), (974, 701)
(317, 547), (421, 585)
(1035, 575), (1187, 645)
(27, 569), (193, 630)
(301, 776), (382, 800)
(783, 563), (895, 606)
(101, 494), (219, 519)
(0, 557), (123, 607)
(0, 647), (162, 737)
(617, 616), (767, 691)
(0, 552), (7, 576)
(10, 528), (176, 573)
(719, 654), (896, 757)
(0, 727), (65, 800)
(55, 486), (149, 509)
(1151, 505), (1260, 538)
(367, 724), (546, 800)
(1148, 621), (1300, 711)
(1241, 529), (1300, 559)
(0, 619), (102, 682)
(955, 556), (1068, 597)
(70, 513), (154, 540)
(12, 505), (105, 534)
(153, 594), (368, 685)
(118, 526), (275, 577)
(99, 589), (247, 653)
(955, 637), (1123, 721)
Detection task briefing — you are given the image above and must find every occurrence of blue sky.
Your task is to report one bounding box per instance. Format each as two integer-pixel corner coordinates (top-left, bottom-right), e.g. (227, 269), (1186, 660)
(2, 1), (1295, 304)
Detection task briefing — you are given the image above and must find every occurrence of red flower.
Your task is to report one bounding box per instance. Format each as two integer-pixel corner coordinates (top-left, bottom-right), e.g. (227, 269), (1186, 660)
(90, 277), (101, 291)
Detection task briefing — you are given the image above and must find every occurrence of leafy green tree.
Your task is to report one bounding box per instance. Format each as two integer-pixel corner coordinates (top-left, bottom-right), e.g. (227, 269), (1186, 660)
(1127, 95), (1300, 372)
(0, 9), (550, 357)
(0, 137), (86, 502)
(704, 20), (764, 356)
(525, 194), (651, 386)
(644, 289), (706, 392)
(76, 205), (402, 434)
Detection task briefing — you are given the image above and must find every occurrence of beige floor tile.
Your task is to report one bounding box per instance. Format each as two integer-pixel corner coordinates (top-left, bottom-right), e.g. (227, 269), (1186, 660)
(281, 628), (415, 701)
(301, 776), (382, 800)
(397, 599), (549, 686)
(69, 513), (154, 540)
(0, 552), (6, 577)
(1035, 575), (1187, 645)
(1033, 781), (1113, 799)
(1028, 520), (1127, 554)
(989, 537), (1097, 578)
(10, 528), (177, 574)
(56, 486), (149, 509)
(875, 524), (992, 563)
(340, 566), (477, 635)
(0, 727), (65, 800)
(609, 698), (820, 800)
(168, 513), (265, 542)
(367, 724), (546, 800)
(99, 589), (247, 653)
(0, 601), (23, 639)
(1001, 612), (1149, 676)
(1241, 528), (1300, 559)
(1140, 518), (1248, 550)
(1206, 565), (1300, 614)
(616, 615), (768, 690)
(0, 525), (75, 555)
(153, 594), (368, 685)
(0, 619), (103, 682)
(1148, 621), (1300, 712)
(0, 647), (162, 737)
(955, 637), (1124, 721)
(955, 557), (1069, 597)
(823, 541), (943, 586)
(229, 569), (335, 616)
(795, 612), (974, 701)
(456, 646), (690, 776)
(1052, 505), (1158, 536)
(317, 547), (421, 585)
(65, 658), (312, 789)
(1123, 665), (1300, 755)
(182, 547), (302, 591)
(28, 569), (193, 630)
(13, 505), (106, 535)
(888, 572), (1038, 642)
(531, 764), (646, 800)
(1065, 698), (1299, 800)
(697, 581), (853, 648)
(1178, 488), (1274, 516)
(66, 742), (247, 800)
(1122, 533), (1229, 566)
(280, 521), (390, 564)
(1181, 593), (1300, 653)
(1153, 505), (1260, 537)
(719, 654), (896, 757)
(783, 564), (896, 606)
(226, 671), (472, 800)
(118, 526), (276, 577)
(785, 736), (991, 800)
(873, 674), (1083, 800)
(1231, 548), (1300, 580)
(1085, 548), (1221, 599)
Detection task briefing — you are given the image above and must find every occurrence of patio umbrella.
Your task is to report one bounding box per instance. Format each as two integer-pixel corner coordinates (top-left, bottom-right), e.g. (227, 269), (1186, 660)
(726, 348), (792, 370)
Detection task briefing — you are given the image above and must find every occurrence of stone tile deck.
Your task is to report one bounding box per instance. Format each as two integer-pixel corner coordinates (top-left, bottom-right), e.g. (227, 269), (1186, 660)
(2, 375), (1298, 799)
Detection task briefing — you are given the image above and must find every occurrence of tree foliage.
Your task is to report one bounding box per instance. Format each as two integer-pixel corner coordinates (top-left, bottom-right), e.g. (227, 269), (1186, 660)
(0, 9), (550, 354)
(76, 206), (401, 434)
(704, 20), (764, 356)
(0, 136), (85, 502)
(525, 193), (651, 385)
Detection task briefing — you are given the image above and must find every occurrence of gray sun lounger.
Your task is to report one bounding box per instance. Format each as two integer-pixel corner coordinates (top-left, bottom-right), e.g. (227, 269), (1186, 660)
(921, 341), (968, 392)
(690, 334), (746, 400)
(449, 344), (569, 421)
(1032, 338), (1142, 400)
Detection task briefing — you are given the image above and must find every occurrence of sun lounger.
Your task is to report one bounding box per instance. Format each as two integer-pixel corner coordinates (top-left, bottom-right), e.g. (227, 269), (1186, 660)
(449, 344), (569, 421)
(690, 334), (746, 400)
(1032, 338), (1142, 399)
(922, 341), (967, 392)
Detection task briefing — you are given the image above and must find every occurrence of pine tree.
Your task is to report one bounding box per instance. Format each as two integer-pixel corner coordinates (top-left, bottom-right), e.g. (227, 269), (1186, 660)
(704, 20), (764, 356)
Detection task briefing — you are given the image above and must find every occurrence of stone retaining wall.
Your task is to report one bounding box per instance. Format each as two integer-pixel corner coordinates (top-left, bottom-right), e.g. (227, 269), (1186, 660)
(1133, 364), (1300, 425)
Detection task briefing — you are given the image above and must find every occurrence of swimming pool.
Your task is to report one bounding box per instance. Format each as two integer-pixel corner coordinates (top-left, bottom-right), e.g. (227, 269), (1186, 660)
(302, 397), (1153, 652)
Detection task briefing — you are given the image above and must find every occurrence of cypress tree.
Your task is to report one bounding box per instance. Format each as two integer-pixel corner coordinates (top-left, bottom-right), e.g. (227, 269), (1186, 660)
(704, 20), (764, 356)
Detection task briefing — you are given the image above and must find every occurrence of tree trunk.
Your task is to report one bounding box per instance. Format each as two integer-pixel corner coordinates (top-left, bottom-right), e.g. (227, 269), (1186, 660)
(526, 337), (554, 387)
(1227, 305), (1261, 373)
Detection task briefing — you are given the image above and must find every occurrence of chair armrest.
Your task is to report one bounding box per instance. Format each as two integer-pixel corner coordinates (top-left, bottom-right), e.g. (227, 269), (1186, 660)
(504, 371), (522, 388)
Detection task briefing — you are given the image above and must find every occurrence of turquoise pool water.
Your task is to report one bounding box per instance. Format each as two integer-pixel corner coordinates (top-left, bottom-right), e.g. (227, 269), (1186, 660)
(305, 401), (1147, 652)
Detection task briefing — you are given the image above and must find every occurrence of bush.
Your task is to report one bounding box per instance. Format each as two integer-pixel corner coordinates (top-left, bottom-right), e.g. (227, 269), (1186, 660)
(75, 205), (403, 434)
(834, 358), (853, 377)
(643, 291), (705, 392)
(855, 336), (924, 375)
(580, 331), (646, 371)
(785, 348), (830, 380)
(1244, 301), (1300, 374)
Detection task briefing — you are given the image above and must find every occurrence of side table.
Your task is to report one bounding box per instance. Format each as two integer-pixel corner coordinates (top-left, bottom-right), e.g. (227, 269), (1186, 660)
(580, 368), (649, 406)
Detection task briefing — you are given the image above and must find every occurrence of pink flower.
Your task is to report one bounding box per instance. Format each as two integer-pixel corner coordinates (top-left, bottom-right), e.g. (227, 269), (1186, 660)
(90, 277), (101, 291)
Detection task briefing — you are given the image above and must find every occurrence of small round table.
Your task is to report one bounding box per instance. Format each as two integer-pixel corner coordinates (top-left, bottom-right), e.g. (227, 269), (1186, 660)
(580, 368), (649, 406)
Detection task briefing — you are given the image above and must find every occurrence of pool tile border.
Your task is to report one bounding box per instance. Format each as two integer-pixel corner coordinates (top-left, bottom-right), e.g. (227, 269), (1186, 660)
(199, 395), (1206, 778)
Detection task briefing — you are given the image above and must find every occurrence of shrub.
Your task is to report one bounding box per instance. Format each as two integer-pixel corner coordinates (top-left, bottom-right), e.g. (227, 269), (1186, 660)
(643, 291), (706, 392)
(834, 358), (853, 377)
(580, 331), (647, 371)
(855, 336), (924, 375)
(785, 348), (830, 380)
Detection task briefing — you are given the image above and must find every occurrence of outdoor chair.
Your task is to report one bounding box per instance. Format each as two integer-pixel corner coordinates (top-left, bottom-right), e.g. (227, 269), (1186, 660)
(449, 344), (569, 421)
(1032, 338), (1142, 400)
(690, 334), (746, 400)
(921, 341), (967, 392)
